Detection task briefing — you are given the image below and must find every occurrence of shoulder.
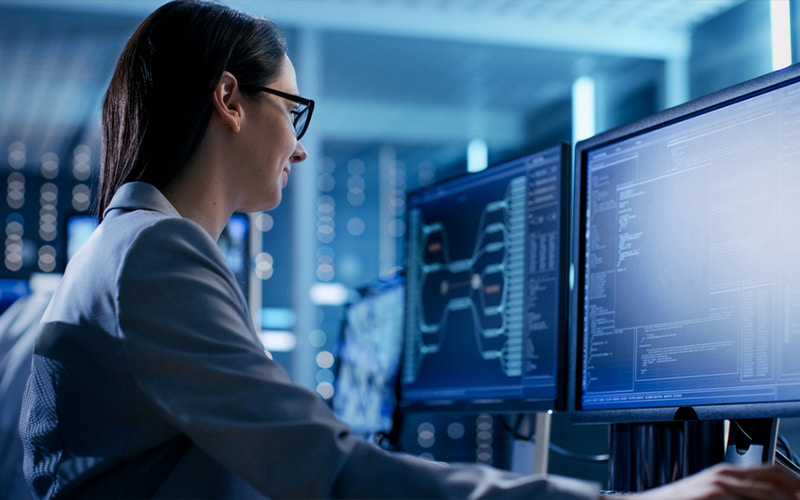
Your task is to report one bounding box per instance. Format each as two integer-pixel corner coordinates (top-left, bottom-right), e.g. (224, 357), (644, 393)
(116, 214), (233, 289)
(46, 211), (218, 324)
(113, 212), (253, 340)
(109, 209), (214, 247)
(126, 216), (221, 261)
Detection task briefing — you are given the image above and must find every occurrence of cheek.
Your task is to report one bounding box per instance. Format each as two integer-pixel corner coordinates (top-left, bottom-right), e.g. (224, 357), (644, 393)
(278, 120), (298, 152)
(264, 128), (294, 158)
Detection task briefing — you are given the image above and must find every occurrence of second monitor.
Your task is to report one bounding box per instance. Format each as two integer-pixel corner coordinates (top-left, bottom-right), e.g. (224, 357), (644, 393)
(400, 143), (571, 414)
(570, 63), (800, 425)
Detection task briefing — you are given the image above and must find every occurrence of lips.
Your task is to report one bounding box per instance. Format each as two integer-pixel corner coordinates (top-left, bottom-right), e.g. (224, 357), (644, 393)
(281, 167), (290, 187)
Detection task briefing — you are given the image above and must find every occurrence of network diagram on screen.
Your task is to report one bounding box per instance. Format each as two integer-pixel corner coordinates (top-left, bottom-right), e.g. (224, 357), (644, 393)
(402, 147), (565, 410)
(578, 78), (800, 413)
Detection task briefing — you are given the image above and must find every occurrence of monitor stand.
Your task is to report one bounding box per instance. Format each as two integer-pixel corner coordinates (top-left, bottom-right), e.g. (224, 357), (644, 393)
(510, 412), (551, 476)
(608, 419), (726, 493)
(724, 418), (779, 466)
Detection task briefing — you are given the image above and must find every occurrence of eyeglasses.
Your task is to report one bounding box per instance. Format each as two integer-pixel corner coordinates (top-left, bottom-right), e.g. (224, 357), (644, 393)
(241, 85), (315, 140)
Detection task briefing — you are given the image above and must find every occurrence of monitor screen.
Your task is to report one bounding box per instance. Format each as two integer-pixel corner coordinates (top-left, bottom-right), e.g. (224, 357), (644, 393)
(333, 276), (405, 440)
(0, 279), (29, 315)
(400, 144), (571, 413)
(217, 214), (250, 293)
(570, 63), (800, 423)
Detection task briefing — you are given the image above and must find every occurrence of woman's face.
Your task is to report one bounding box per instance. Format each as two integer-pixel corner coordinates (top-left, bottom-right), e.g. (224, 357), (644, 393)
(234, 54), (307, 213)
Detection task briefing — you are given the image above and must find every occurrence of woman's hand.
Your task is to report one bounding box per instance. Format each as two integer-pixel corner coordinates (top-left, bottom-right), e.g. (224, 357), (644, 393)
(604, 463), (800, 500)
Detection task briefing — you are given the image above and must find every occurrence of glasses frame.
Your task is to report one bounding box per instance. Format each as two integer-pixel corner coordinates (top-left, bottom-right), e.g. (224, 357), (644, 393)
(240, 85), (315, 140)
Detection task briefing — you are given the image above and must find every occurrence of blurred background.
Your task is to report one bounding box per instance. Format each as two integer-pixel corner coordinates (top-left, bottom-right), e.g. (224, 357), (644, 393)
(1, 0), (799, 488)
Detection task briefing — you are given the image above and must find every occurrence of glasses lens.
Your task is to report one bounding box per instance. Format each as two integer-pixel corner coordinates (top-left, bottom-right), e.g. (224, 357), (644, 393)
(294, 106), (308, 139)
(296, 102), (314, 140)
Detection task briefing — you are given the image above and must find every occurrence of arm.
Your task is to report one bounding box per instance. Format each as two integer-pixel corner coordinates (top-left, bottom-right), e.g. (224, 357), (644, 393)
(116, 218), (602, 499)
(118, 219), (355, 498)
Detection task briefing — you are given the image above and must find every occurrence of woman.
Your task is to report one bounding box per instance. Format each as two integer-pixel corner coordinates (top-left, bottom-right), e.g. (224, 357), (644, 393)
(17, 1), (800, 498)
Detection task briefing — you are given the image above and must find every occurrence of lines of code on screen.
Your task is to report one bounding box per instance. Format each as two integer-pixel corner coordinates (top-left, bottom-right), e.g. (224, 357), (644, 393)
(580, 82), (800, 411)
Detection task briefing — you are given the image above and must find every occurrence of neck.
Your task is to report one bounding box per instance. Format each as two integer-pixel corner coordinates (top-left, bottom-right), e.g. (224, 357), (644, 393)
(161, 148), (234, 241)
(162, 184), (231, 241)
(161, 97), (243, 240)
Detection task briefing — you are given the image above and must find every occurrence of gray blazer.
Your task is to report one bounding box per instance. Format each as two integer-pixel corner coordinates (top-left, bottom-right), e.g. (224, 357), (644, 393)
(18, 182), (598, 499)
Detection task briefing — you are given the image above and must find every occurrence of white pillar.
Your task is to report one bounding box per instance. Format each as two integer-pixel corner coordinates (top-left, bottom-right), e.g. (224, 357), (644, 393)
(664, 56), (690, 109)
(771, 0), (793, 70)
(291, 28), (322, 390)
(467, 138), (488, 173)
(571, 75), (595, 144)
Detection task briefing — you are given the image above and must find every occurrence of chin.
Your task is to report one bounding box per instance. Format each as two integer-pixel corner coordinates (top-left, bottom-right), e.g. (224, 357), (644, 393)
(261, 194), (282, 212)
(240, 194), (281, 214)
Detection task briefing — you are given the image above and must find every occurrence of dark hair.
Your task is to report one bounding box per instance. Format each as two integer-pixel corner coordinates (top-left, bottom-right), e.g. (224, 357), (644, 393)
(99, 0), (286, 220)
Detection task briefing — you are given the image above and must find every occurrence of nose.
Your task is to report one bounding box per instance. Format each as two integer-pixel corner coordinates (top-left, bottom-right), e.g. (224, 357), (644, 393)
(291, 140), (307, 163)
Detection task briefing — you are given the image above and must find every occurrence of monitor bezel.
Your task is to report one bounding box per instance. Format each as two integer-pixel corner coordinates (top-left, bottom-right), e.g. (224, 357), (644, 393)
(569, 62), (800, 424)
(398, 142), (572, 415)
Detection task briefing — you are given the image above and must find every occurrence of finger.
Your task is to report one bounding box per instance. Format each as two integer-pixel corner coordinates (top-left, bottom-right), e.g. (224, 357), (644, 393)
(737, 465), (800, 492)
(723, 477), (797, 500)
(716, 466), (800, 500)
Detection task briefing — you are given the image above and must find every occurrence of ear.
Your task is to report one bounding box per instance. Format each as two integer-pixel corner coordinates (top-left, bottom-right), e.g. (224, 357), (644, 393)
(211, 71), (244, 133)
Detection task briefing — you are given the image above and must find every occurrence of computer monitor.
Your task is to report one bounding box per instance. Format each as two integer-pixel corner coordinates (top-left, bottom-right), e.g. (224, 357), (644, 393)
(570, 62), (800, 424)
(332, 275), (405, 443)
(570, 64), (800, 473)
(217, 214), (250, 293)
(400, 143), (571, 414)
(0, 279), (29, 315)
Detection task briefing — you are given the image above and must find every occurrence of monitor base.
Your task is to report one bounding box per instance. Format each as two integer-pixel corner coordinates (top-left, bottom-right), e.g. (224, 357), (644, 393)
(724, 418), (779, 467)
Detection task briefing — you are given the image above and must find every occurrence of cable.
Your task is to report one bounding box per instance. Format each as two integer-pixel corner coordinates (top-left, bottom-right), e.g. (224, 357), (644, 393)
(499, 414), (533, 441)
(499, 414), (609, 463)
(548, 442), (610, 463)
(776, 448), (800, 476)
(777, 434), (800, 466)
(776, 434), (800, 478)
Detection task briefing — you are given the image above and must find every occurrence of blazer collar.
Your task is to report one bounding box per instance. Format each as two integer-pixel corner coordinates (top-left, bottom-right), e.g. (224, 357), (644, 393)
(103, 182), (182, 220)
